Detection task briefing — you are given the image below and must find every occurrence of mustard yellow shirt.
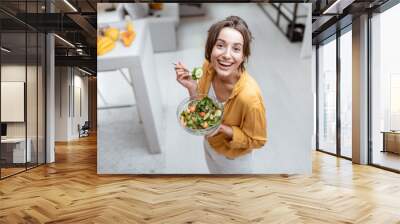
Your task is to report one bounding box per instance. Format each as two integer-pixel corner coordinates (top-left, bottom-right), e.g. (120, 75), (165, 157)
(197, 61), (267, 159)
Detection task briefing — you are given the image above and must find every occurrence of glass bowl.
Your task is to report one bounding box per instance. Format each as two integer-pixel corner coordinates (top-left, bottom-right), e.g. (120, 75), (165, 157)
(176, 94), (224, 136)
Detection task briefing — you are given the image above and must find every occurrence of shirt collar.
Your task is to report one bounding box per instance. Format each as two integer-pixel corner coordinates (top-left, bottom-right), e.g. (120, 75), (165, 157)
(206, 62), (247, 100)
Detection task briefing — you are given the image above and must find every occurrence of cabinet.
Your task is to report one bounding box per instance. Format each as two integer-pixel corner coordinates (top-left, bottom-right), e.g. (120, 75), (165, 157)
(382, 131), (400, 154)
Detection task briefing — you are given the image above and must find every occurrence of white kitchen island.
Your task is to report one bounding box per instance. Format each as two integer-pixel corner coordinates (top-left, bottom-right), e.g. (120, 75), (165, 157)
(97, 19), (165, 174)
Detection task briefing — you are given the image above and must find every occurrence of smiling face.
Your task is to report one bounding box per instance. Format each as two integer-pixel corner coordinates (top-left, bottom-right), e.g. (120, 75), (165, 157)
(210, 27), (244, 78)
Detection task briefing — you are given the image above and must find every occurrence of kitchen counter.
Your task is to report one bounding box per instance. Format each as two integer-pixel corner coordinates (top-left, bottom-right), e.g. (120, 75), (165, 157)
(97, 19), (164, 156)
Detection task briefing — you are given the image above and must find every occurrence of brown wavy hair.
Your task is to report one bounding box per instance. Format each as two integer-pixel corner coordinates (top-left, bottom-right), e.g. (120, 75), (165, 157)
(205, 16), (253, 72)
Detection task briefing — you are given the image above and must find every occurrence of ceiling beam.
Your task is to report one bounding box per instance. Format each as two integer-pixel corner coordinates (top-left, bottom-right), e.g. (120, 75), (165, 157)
(55, 55), (96, 71)
(66, 13), (96, 46)
(322, 0), (355, 14)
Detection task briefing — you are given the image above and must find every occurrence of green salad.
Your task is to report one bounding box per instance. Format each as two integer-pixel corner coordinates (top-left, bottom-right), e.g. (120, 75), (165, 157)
(191, 67), (203, 80)
(180, 96), (222, 130)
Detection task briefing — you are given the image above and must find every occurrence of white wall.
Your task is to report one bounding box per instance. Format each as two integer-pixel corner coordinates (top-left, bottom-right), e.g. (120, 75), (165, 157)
(72, 73), (89, 138)
(55, 66), (69, 141)
(1, 65), (38, 138)
(55, 67), (89, 141)
(1, 64), (46, 164)
(1, 82), (25, 122)
(1, 66), (26, 137)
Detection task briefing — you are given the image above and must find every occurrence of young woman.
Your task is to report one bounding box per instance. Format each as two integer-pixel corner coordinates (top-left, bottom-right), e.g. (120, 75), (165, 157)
(175, 16), (267, 174)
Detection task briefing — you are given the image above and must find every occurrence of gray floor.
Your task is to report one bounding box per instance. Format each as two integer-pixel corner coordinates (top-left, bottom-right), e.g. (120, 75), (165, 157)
(98, 3), (313, 174)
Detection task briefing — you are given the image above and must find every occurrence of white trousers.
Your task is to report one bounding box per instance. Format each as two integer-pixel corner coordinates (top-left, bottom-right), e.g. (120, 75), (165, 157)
(203, 138), (253, 174)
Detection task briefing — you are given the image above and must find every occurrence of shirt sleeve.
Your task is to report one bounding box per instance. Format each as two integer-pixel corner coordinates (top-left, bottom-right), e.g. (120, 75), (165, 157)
(196, 60), (210, 96)
(227, 104), (267, 152)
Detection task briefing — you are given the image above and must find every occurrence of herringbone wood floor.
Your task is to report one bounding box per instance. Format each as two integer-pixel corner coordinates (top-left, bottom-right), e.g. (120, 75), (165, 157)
(1, 134), (400, 224)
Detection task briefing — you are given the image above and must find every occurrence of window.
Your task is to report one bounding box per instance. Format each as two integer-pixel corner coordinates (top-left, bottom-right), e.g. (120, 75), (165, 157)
(0, 1), (46, 179)
(371, 2), (400, 171)
(318, 37), (337, 154)
(340, 29), (352, 158)
(390, 74), (400, 130)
